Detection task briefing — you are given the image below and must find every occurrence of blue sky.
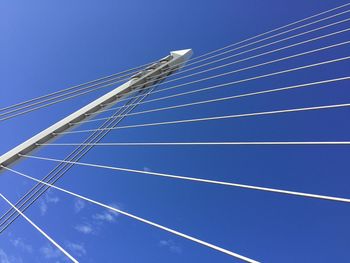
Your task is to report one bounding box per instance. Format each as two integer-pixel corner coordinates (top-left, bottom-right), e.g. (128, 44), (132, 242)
(1, 0), (350, 262)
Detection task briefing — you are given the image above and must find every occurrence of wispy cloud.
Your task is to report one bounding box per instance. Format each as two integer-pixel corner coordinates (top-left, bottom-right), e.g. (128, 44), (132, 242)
(65, 241), (86, 257)
(74, 203), (120, 235)
(159, 239), (182, 254)
(74, 223), (94, 235)
(143, 167), (152, 172)
(0, 249), (11, 263)
(41, 240), (87, 260)
(0, 249), (23, 263)
(10, 237), (33, 253)
(92, 207), (119, 224)
(46, 194), (60, 203)
(0, 249), (10, 263)
(74, 199), (86, 213)
(39, 192), (60, 216)
(40, 244), (62, 260)
(38, 200), (46, 215)
(0, 249), (22, 263)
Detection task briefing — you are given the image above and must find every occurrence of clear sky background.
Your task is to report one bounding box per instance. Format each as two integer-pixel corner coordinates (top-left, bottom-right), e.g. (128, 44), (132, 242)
(1, 0), (350, 262)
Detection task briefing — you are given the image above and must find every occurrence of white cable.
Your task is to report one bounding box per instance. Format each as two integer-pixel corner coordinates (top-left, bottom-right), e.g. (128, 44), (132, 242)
(189, 3), (350, 62)
(82, 70), (349, 123)
(118, 43), (350, 103)
(94, 18), (350, 112)
(38, 141), (350, 146)
(78, 13), (350, 113)
(104, 5), (348, 98)
(136, 55), (350, 106)
(0, 73), (131, 118)
(15, 156), (350, 204)
(0, 192), (78, 263)
(184, 8), (350, 68)
(4, 11), (350, 121)
(0, 88), (157, 235)
(87, 41), (350, 119)
(0, 60), (153, 113)
(1, 166), (259, 263)
(2, 4), (350, 117)
(76, 76), (350, 125)
(60, 102), (350, 134)
(5, 36), (350, 124)
(164, 19), (350, 84)
(0, 83), (125, 122)
(121, 16), (350, 99)
(123, 9), (350, 100)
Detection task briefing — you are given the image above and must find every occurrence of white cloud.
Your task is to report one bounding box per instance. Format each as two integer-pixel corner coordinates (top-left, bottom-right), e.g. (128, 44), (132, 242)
(39, 192), (60, 216)
(65, 242), (86, 257)
(143, 167), (152, 172)
(46, 195), (60, 204)
(39, 199), (48, 216)
(92, 212), (115, 223)
(159, 240), (182, 254)
(0, 249), (10, 263)
(74, 224), (94, 235)
(92, 204), (120, 224)
(40, 244), (61, 259)
(0, 249), (23, 263)
(74, 199), (86, 213)
(10, 238), (33, 253)
(74, 203), (120, 235)
(92, 210), (119, 223)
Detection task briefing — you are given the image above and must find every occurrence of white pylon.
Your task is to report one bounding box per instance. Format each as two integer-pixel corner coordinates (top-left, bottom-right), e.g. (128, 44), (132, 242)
(0, 49), (193, 170)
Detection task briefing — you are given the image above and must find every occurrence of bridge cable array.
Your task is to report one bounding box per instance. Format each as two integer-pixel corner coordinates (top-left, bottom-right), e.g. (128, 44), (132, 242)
(1, 3), (350, 262)
(1, 3), (350, 122)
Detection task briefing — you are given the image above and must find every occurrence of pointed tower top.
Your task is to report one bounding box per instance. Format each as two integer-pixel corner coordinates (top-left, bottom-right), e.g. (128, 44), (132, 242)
(170, 49), (193, 60)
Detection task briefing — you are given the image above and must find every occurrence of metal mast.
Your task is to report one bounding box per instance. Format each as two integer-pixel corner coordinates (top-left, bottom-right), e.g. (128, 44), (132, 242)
(0, 49), (193, 170)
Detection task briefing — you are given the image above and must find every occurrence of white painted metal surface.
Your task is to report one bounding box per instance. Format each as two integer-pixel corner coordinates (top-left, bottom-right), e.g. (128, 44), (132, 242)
(0, 49), (193, 169)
